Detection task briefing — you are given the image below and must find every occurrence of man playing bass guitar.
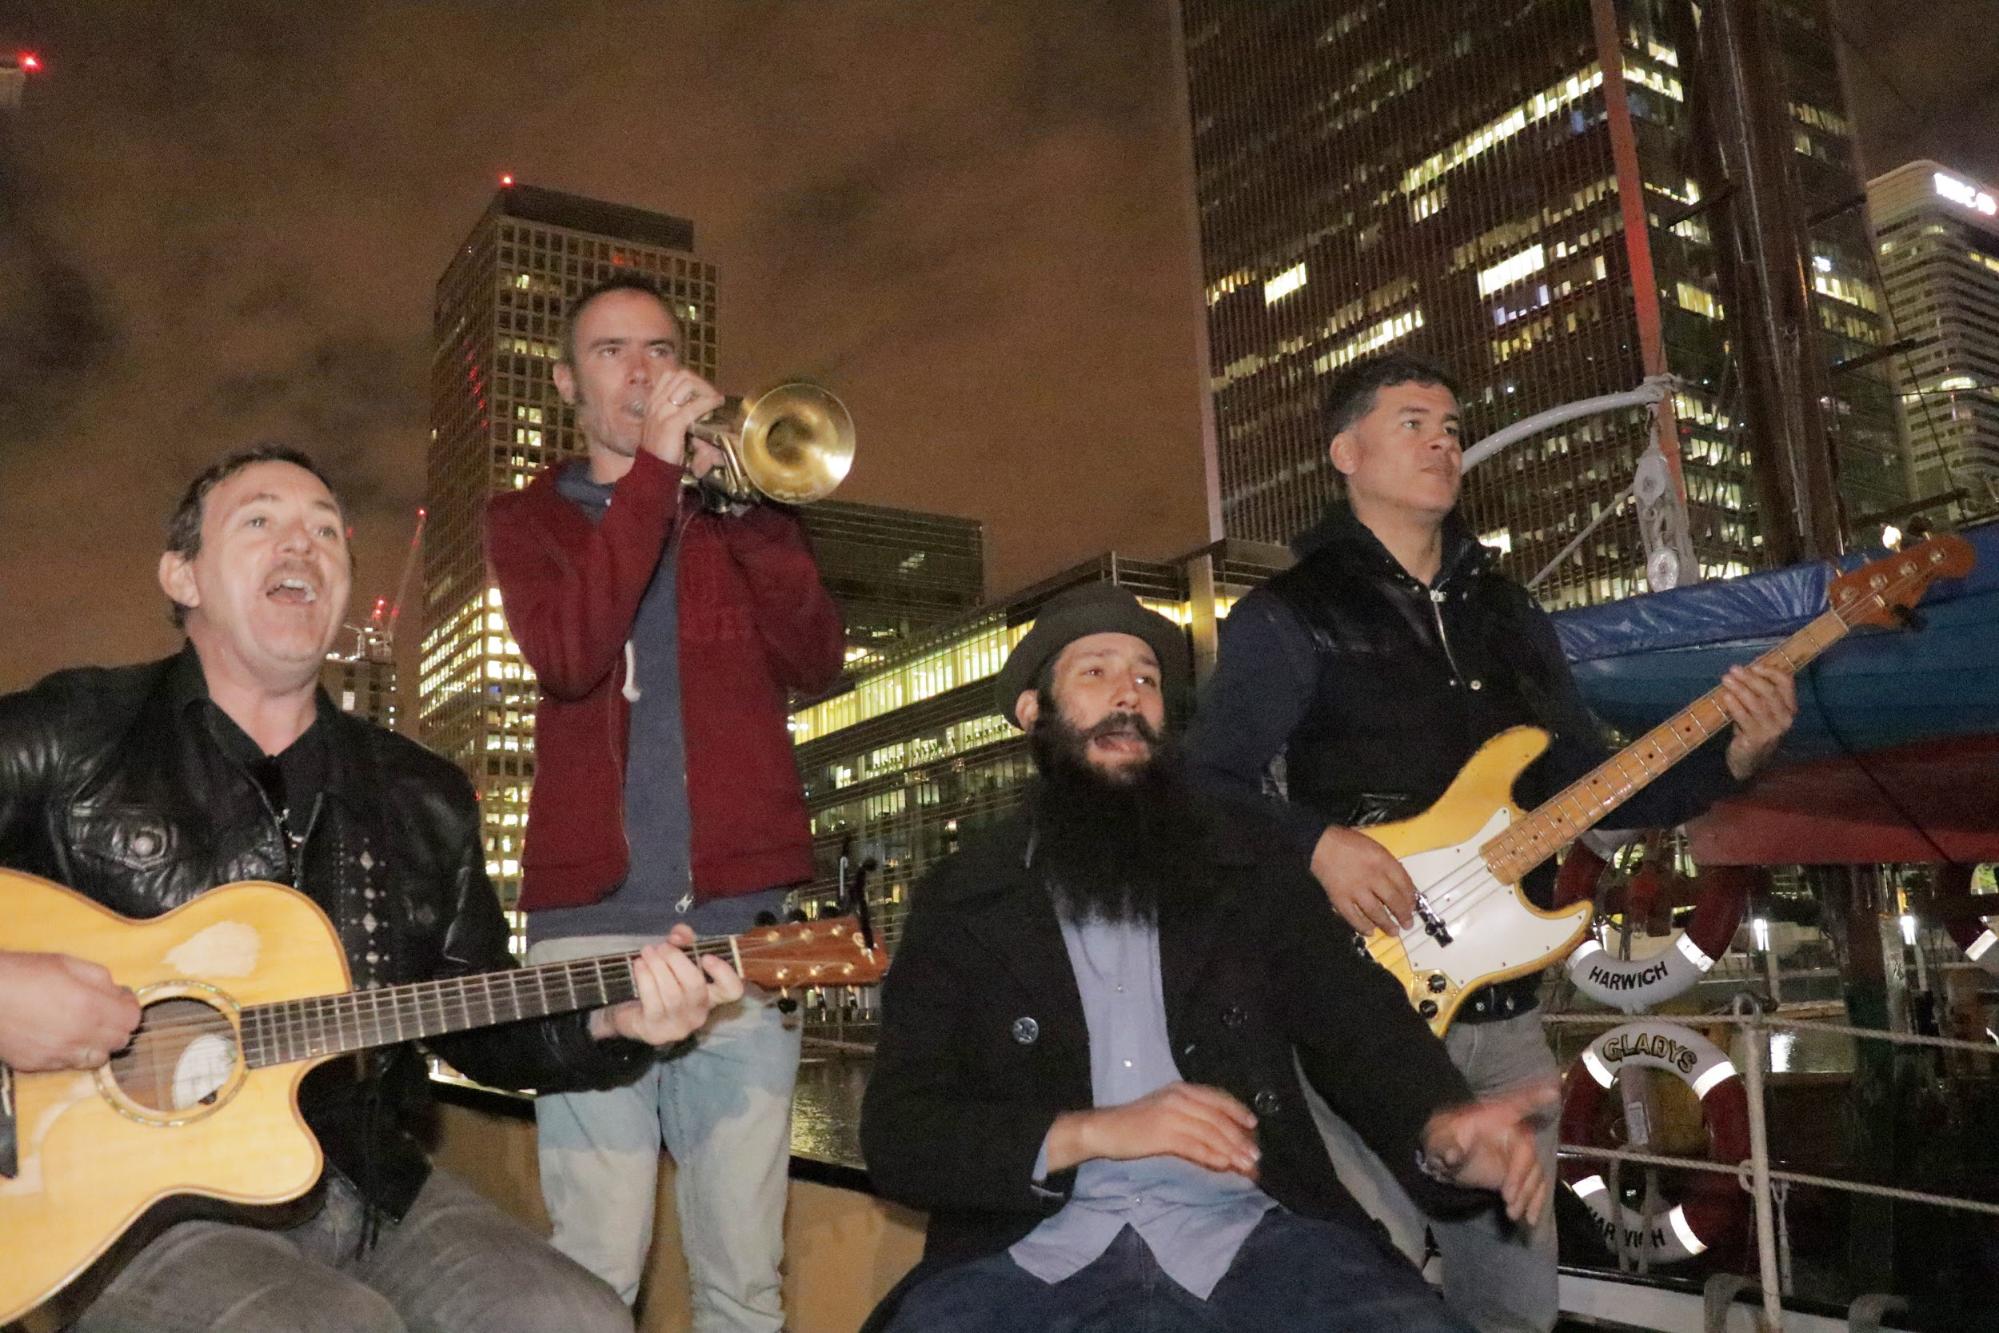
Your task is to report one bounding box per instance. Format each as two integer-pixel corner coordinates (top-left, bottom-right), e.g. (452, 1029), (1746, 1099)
(1187, 353), (1797, 1333)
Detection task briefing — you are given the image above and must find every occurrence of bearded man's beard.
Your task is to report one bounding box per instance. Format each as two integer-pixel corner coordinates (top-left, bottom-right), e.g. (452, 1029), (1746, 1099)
(1026, 697), (1207, 925)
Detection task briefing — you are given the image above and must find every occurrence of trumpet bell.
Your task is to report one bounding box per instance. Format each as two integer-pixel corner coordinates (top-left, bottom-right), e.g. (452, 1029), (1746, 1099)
(738, 382), (855, 505)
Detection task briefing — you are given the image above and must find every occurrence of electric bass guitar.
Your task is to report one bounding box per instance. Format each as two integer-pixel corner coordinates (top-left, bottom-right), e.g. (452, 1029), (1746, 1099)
(1360, 534), (1974, 1035)
(0, 872), (887, 1324)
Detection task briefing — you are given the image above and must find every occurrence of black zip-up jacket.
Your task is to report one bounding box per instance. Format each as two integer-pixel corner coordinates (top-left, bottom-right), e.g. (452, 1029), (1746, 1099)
(1187, 505), (1736, 904)
(0, 647), (655, 1217)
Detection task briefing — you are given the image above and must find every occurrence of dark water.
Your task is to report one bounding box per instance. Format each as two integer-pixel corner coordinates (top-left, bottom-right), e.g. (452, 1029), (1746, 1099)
(791, 1052), (870, 1169)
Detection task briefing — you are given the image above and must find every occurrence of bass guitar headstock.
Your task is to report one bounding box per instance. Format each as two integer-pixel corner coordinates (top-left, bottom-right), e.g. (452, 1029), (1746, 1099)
(1829, 534), (1975, 629)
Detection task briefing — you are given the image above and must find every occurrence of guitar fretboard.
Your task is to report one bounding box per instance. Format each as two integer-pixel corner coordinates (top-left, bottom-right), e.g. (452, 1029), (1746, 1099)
(1480, 606), (1852, 886)
(237, 949), (703, 1070)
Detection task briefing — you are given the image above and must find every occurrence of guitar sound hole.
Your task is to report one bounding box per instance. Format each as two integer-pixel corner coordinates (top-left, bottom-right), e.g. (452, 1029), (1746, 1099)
(108, 996), (241, 1114)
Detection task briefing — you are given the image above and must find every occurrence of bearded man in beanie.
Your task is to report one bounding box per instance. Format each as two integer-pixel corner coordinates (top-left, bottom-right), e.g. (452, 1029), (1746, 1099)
(859, 583), (1554, 1333)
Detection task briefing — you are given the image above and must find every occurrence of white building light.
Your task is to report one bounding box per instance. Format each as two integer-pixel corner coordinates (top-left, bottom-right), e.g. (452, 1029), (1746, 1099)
(1477, 244), (1546, 297)
(1933, 170), (1997, 217)
(1264, 262), (1308, 305)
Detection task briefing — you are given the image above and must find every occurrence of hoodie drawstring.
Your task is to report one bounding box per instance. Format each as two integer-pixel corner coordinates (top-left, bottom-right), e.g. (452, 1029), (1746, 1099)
(621, 640), (642, 702)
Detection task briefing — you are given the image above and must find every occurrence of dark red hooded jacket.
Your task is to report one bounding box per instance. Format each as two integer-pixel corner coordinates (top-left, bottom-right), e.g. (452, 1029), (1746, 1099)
(486, 449), (843, 912)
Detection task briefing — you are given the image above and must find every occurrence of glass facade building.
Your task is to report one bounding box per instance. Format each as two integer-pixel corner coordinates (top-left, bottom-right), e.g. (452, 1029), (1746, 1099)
(786, 540), (1289, 941)
(1870, 161), (1999, 511)
(419, 183), (716, 909)
(1181, 0), (1903, 606)
(799, 499), (986, 666)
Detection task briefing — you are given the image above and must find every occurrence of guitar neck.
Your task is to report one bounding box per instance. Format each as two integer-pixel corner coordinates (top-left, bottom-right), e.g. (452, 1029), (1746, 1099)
(236, 936), (739, 1071)
(1481, 605), (1853, 884)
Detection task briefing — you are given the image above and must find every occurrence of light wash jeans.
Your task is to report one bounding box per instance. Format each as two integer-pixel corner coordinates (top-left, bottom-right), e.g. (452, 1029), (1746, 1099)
(1307, 1009), (1561, 1333)
(77, 1167), (630, 1333)
(528, 933), (802, 1333)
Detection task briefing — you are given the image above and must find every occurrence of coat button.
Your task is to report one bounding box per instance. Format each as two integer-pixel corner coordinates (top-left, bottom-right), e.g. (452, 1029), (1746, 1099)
(1469, 679), (1483, 691)
(1011, 1016), (1040, 1045)
(131, 831), (160, 858)
(1222, 1006), (1247, 1030)
(1252, 1089), (1281, 1116)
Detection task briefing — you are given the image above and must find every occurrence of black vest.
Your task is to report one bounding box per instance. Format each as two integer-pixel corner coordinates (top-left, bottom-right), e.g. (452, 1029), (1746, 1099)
(1264, 508), (1564, 829)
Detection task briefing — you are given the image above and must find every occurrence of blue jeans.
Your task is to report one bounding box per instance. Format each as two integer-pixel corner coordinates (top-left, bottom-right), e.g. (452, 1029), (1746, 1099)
(528, 934), (802, 1333)
(75, 1167), (629, 1333)
(882, 1213), (1471, 1332)
(1308, 1008), (1561, 1333)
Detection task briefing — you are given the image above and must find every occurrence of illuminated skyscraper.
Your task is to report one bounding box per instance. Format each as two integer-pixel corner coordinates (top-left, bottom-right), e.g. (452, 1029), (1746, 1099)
(419, 183), (716, 908)
(1870, 161), (1999, 511)
(1180, 0), (1902, 604)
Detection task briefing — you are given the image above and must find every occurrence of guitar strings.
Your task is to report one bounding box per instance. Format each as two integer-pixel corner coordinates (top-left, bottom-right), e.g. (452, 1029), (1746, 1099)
(123, 928), (865, 1036)
(105, 930), (880, 1064)
(1376, 661), (1774, 955)
(1383, 586), (1892, 960)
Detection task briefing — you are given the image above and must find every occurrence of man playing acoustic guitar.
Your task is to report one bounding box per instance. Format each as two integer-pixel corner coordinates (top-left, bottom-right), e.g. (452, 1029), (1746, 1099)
(0, 445), (741, 1332)
(1187, 354), (1798, 1332)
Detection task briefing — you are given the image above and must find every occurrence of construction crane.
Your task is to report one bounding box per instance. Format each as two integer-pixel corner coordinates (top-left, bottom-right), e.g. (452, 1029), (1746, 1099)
(345, 507), (425, 663)
(379, 507), (427, 653)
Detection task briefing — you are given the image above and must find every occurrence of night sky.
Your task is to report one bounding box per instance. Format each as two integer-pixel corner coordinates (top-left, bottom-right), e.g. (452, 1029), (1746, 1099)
(1, 2), (1994, 693)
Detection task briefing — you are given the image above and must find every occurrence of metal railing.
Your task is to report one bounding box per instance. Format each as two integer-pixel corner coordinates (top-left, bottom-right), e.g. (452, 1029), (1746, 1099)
(1544, 998), (1999, 1331)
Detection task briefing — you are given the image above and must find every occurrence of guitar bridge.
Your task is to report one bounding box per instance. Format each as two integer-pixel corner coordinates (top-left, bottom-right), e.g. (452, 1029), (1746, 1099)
(1414, 895), (1453, 947)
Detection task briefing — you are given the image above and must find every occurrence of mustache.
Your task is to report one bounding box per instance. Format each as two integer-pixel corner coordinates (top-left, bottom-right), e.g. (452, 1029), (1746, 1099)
(1079, 711), (1161, 743)
(264, 559), (320, 584)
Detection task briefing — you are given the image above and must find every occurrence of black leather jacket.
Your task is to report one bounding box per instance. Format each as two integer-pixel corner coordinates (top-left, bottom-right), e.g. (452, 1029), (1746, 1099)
(0, 647), (652, 1216)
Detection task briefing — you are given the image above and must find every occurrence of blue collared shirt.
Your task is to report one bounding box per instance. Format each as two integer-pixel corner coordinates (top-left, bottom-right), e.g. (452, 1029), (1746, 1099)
(1008, 912), (1275, 1299)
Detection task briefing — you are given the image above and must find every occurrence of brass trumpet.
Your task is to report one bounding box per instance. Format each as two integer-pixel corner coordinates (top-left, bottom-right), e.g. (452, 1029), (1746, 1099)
(683, 382), (855, 507)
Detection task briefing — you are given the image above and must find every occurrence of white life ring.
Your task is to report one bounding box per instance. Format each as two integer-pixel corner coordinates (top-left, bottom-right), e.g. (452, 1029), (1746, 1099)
(1936, 864), (1999, 977)
(1559, 848), (1754, 1013)
(1560, 1020), (1751, 1264)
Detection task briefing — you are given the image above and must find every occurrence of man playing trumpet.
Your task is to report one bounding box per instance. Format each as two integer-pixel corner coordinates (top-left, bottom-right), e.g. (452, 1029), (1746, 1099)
(486, 274), (846, 1330)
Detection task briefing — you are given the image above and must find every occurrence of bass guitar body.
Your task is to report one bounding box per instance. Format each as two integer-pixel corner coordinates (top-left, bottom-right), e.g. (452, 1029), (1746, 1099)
(0, 874), (346, 1325)
(1361, 727), (1594, 1036)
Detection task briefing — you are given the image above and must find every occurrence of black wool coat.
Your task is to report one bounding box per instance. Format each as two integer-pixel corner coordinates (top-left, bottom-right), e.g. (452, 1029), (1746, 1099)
(859, 803), (1482, 1285)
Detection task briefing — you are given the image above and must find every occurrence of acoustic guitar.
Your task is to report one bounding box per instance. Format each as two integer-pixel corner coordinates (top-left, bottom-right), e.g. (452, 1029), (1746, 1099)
(0, 872), (886, 1324)
(1358, 534), (1974, 1035)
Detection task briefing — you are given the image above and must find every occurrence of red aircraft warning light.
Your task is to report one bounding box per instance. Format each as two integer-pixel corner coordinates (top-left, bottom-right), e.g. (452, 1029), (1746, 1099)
(18, 53), (40, 72)
(499, 172), (515, 187)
